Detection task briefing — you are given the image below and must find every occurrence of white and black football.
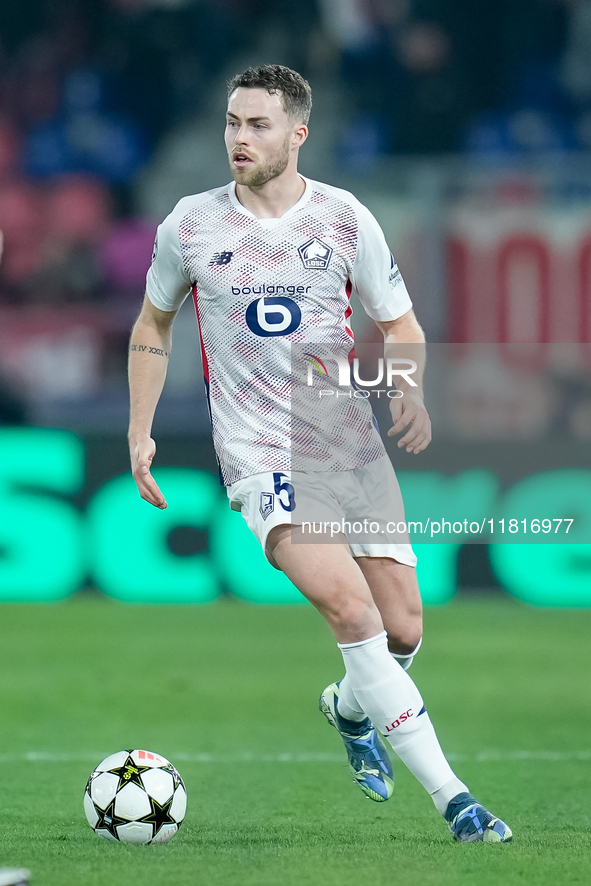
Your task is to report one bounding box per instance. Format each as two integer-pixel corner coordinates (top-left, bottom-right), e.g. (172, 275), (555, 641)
(84, 749), (187, 844)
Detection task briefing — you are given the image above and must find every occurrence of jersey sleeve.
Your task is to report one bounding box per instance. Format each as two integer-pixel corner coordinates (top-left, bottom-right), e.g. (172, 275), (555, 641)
(350, 201), (412, 322)
(145, 203), (193, 312)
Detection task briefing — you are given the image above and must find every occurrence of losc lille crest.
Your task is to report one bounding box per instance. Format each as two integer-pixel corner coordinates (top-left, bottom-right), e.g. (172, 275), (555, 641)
(298, 237), (333, 270)
(259, 492), (274, 521)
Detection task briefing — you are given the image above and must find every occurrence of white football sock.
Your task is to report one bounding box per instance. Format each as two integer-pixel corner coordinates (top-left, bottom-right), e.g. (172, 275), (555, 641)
(338, 631), (468, 807)
(391, 636), (422, 671)
(335, 674), (366, 722)
(431, 777), (471, 815)
(337, 637), (423, 720)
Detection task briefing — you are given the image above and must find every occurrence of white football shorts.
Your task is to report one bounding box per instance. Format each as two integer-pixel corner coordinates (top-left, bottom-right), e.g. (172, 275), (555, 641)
(227, 455), (417, 567)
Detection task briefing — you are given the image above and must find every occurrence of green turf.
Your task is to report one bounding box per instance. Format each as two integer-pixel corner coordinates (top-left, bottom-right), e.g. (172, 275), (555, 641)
(1, 595), (590, 886)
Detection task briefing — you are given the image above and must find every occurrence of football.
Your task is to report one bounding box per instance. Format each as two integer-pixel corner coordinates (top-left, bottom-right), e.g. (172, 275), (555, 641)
(84, 749), (187, 844)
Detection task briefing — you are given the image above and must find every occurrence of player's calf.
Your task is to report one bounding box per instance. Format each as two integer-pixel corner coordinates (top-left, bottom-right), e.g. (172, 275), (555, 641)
(389, 636), (423, 671)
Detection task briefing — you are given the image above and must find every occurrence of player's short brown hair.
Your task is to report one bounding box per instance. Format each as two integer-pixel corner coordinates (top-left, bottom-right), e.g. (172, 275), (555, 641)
(227, 64), (312, 125)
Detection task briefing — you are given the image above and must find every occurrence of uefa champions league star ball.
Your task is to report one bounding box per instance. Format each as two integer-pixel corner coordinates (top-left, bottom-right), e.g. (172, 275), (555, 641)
(84, 749), (187, 844)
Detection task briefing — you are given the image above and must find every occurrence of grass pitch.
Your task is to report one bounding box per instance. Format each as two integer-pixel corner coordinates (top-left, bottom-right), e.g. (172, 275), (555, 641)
(1, 594), (590, 886)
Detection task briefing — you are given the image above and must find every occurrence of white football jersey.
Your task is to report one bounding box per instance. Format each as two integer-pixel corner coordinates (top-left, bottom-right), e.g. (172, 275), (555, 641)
(146, 177), (412, 485)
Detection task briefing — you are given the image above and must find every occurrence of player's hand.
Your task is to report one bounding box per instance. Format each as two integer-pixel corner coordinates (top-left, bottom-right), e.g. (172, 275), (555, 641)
(130, 437), (168, 508)
(387, 391), (432, 454)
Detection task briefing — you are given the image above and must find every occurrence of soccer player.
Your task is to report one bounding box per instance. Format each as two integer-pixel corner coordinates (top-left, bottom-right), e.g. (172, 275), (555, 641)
(128, 64), (511, 843)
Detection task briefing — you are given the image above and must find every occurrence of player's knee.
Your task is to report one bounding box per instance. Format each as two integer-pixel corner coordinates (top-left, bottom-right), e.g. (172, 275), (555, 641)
(325, 596), (379, 638)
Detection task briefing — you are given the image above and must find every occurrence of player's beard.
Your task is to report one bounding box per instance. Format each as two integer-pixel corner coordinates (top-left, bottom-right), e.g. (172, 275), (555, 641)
(230, 135), (291, 187)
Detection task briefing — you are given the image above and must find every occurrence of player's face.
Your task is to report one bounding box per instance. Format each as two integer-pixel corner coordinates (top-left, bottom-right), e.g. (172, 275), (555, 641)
(225, 88), (300, 187)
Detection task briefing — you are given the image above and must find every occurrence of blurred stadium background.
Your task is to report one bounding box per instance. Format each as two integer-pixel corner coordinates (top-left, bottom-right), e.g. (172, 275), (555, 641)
(1, 3), (591, 885)
(0, 0), (589, 604)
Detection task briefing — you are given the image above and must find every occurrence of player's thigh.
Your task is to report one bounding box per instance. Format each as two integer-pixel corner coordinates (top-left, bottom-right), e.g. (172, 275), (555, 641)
(228, 469), (343, 564)
(267, 525), (383, 643)
(227, 471), (297, 566)
(228, 470), (383, 640)
(355, 556), (422, 653)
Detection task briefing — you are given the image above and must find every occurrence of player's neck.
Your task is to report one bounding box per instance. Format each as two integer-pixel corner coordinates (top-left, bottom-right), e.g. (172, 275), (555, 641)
(235, 169), (306, 219)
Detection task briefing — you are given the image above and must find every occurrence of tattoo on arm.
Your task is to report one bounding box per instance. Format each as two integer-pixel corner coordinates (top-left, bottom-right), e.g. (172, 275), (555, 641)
(130, 344), (170, 358)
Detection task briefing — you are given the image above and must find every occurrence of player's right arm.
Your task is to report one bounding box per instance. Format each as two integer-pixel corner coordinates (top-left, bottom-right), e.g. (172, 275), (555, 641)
(128, 294), (178, 509)
(130, 200), (193, 508)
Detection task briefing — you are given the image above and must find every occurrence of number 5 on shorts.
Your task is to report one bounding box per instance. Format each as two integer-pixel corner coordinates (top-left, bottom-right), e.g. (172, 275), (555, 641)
(273, 472), (296, 512)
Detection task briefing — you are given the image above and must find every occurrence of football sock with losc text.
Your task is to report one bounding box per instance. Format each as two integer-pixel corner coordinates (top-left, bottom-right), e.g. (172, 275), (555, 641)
(337, 631), (468, 814)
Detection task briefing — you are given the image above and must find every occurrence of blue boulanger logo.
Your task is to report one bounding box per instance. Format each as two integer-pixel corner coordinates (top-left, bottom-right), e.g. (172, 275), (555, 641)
(232, 284), (311, 296)
(298, 237), (333, 270)
(245, 296), (302, 337)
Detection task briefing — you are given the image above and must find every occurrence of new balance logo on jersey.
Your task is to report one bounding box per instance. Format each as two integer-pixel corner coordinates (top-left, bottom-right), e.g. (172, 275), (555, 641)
(298, 237), (333, 270)
(260, 492), (274, 520)
(209, 251), (233, 266)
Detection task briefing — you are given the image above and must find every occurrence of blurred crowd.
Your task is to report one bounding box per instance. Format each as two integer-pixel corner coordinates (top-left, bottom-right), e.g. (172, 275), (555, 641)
(0, 0), (588, 309)
(0, 0), (588, 424)
(323, 0), (589, 160)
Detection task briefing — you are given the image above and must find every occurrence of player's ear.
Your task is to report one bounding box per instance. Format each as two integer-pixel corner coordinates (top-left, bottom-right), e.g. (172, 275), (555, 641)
(293, 123), (308, 148)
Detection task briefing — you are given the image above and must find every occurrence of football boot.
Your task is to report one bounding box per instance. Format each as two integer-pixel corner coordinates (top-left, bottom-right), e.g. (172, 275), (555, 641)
(319, 682), (394, 802)
(445, 792), (513, 843)
(0, 870), (30, 886)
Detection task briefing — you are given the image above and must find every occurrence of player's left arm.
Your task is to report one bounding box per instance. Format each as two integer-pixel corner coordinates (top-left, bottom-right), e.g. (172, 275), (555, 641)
(377, 310), (432, 454)
(349, 198), (431, 454)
